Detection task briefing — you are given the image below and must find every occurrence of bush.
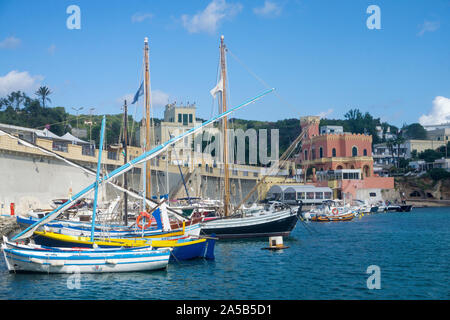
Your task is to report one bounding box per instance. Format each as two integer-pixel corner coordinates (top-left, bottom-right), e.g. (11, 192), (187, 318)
(428, 168), (450, 180)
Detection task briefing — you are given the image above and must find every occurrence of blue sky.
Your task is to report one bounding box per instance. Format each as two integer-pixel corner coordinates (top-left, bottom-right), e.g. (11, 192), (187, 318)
(0, 0), (449, 127)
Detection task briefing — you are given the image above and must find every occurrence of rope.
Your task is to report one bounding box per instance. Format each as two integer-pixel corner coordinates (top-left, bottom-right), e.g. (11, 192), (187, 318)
(227, 48), (301, 118)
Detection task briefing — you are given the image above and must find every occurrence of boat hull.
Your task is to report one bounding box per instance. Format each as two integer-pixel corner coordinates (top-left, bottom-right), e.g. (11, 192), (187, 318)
(31, 231), (215, 261)
(310, 213), (354, 222)
(200, 210), (299, 239)
(1, 242), (170, 274)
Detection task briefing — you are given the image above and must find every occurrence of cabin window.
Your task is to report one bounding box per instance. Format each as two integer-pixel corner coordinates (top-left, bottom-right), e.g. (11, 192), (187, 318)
(324, 192), (332, 199)
(352, 146), (358, 157)
(332, 148), (336, 157)
(297, 192), (305, 200)
(315, 192), (323, 199)
(306, 192), (314, 199)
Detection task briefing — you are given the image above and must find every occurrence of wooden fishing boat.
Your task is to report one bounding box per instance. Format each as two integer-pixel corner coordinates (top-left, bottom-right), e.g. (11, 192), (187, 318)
(1, 236), (171, 274)
(31, 230), (215, 261)
(201, 202), (300, 239)
(16, 214), (202, 238)
(310, 212), (355, 222)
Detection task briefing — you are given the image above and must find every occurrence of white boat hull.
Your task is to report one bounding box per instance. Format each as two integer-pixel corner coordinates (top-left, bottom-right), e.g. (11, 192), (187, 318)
(2, 240), (171, 274)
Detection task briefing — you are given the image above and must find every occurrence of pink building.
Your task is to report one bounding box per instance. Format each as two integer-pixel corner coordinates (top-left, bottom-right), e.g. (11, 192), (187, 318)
(297, 116), (394, 201)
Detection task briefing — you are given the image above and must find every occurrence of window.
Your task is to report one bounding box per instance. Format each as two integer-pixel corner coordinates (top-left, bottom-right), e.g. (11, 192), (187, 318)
(319, 147), (323, 158)
(332, 148), (336, 157)
(82, 145), (95, 157)
(178, 114), (182, 123)
(312, 149), (316, 159)
(306, 192), (314, 199)
(189, 114), (193, 123)
(107, 150), (117, 160)
(183, 114), (188, 125)
(304, 150), (308, 160)
(52, 141), (68, 153)
(324, 192), (332, 199)
(297, 192), (305, 200)
(285, 193), (296, 200)
(363, 149), (367, 156)
(352, 146), (358, 157)
(369, 192), (377, 197)
(315, 192), (323, 199)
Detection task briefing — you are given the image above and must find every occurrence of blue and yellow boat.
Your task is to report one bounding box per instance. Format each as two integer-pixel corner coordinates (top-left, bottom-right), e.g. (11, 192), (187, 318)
(31, 230), (216, 261)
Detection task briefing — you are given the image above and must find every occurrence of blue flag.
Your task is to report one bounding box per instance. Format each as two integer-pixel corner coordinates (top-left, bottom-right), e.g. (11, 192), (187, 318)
(131, 81), (144, 104)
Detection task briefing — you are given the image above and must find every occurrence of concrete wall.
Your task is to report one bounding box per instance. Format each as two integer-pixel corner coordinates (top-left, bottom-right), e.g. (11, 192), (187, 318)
(0, 150), (259, 215)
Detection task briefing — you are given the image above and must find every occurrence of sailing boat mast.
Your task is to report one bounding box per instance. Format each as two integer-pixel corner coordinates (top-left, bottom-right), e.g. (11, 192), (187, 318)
(220, 35), (230, 217)
(144, 37), (152, 206)
(123, 100), (128, 225)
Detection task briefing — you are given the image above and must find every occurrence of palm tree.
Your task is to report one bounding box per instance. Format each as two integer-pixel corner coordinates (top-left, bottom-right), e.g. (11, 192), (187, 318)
(35, 86), (52, 108)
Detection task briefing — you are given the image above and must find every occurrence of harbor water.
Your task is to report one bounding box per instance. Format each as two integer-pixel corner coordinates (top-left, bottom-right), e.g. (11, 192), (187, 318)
(0, 207), (448, 300)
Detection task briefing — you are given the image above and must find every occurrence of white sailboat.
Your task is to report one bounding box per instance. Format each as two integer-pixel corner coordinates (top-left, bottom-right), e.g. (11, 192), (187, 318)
(201, 36), (301, 239)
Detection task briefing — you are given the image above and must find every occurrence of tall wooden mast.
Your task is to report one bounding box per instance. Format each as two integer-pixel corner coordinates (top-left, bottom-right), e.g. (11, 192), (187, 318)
(144, 37), (152, 203)
(220, 35), (230, 217)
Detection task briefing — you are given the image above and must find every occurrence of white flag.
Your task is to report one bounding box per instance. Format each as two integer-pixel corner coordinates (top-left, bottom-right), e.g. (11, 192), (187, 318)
(210, 77), (223, 98)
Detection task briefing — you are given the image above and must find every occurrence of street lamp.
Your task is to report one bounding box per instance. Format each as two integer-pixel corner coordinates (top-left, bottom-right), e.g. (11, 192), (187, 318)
(72, 107), (84, 131)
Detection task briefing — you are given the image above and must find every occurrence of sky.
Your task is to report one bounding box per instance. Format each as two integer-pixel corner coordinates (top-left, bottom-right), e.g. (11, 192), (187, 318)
(0, 0), (449, 127)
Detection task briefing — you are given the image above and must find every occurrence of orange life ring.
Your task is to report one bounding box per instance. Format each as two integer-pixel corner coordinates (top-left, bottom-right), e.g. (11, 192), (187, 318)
(332, 208), (339, 215)
(136, 211), (152, 230)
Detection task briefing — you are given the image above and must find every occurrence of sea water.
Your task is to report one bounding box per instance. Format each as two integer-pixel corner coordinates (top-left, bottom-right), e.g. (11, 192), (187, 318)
(0, 207), (448, 300)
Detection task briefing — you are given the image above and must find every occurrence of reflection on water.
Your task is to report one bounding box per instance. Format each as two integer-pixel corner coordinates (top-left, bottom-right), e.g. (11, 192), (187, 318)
(0, 207), (449, 300)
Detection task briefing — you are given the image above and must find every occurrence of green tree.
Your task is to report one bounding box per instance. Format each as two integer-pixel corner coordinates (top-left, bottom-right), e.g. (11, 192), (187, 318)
(402, 123), (427, 140)
(35, 86), (52, 108)
(419, 149), (444, 163)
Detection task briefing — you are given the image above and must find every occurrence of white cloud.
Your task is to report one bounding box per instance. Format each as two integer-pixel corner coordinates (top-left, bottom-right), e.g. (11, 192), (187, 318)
(131, 12), (154, 23)
(253, 1), (282, 18)
(0, 70), (44, 96)
(417, 20), (440, 36)
(118, 89), (169, 108)
(152, 89), (170, 107)
(419, 96), (450, 125)
(317, 108), (334, 119)
(0, 36), (21, 49)
(181, 0), (243, 34)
